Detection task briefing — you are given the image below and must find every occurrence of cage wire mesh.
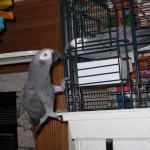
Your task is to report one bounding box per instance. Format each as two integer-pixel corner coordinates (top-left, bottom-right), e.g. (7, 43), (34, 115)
(60, 0), (150, 112)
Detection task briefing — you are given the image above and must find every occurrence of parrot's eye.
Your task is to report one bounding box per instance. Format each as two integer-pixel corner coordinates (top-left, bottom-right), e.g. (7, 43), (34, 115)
(44, 53), (47, 57)
(39, 49), (51, 61)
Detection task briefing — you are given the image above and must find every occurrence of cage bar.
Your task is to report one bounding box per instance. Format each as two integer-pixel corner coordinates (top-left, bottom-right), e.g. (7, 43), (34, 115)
(60, 0), (150, 112)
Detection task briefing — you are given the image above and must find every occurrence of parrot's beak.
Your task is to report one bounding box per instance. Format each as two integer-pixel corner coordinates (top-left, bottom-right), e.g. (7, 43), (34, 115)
(52, 50), (64, 62)
(58, 53), (65, 60)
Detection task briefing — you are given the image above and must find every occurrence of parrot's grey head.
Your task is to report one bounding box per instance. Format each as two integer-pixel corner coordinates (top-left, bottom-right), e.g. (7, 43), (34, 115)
(38, 48), (64, 64)
(30, 48), (64, 70)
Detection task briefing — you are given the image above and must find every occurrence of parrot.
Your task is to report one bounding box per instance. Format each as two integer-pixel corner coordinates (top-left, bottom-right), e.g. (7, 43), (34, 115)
(22, 48), (66, 136)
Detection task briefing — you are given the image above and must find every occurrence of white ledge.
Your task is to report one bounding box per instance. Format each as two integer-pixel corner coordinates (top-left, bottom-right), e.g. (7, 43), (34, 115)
(0, 50), (38, 65)
(60, 108), (150, 139)
(61, 108), (150, 121)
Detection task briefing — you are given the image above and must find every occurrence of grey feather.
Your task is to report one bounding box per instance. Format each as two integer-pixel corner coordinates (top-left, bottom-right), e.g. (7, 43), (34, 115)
(22, 48), (65, 127)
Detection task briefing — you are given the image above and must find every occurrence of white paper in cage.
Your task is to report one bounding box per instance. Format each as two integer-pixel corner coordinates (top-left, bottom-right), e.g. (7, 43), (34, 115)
(77, 58), (127, 86)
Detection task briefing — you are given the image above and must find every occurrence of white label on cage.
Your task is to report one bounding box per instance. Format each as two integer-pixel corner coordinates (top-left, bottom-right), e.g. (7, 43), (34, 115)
(77, 58), (119, 69)
(77, 58), (127, 86)
(78, 65), (119, 76)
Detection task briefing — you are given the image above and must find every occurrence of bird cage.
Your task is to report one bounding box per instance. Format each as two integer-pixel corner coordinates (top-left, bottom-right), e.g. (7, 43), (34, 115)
(60, 0), (150, 112)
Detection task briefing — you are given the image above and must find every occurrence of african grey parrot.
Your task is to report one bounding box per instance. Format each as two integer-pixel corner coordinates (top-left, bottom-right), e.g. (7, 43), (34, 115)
(22, 48), (66, 134)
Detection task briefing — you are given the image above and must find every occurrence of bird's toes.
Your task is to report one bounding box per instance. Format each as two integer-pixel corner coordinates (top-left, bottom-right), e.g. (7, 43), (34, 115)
(56, 115), (62, 121)
(61, 78), (69, 88)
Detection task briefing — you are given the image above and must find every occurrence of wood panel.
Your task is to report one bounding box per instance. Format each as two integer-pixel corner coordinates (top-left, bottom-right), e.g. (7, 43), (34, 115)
(0, 0), (61, 53)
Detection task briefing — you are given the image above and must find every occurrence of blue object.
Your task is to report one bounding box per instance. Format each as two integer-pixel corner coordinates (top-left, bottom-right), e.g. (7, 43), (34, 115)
(0, 17), (4, 30)
(116, 94), (131, 109)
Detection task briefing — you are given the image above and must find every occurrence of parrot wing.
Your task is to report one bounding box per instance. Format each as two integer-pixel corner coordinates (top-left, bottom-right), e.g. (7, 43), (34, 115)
(22, 86), (46, 127)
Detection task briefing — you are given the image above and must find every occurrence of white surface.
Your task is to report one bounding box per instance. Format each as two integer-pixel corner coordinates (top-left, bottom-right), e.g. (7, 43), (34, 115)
(61, 109), (150, 150)
(77, 58), (127, 86)
(68, 128), (76, 150)
(0, 51), (38, 59)
(75, 139), (106, 150)
(73, 139), (150, 150)
(0, 50), (38, 65)
(0, 57), (33, 65)
(61, 108), (150, 139)
(113, 140), (150, 150)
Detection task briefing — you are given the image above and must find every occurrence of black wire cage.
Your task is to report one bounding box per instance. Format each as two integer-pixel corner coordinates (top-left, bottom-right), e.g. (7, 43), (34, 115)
(60, 0), (150, 112)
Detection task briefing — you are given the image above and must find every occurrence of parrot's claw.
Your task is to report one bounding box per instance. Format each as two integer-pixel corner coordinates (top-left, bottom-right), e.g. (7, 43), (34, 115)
(39, 115), (48, 126)
(45, 111), (62, 121)
(61, 78), (69, 89)
(56, 115), (62, 121)
(39, 111), (62, 127)
(53, 78), (69, 93)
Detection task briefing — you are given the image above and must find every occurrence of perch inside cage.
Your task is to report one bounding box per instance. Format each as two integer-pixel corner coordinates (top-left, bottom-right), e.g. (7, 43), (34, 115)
(60, 0), (150, 111)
